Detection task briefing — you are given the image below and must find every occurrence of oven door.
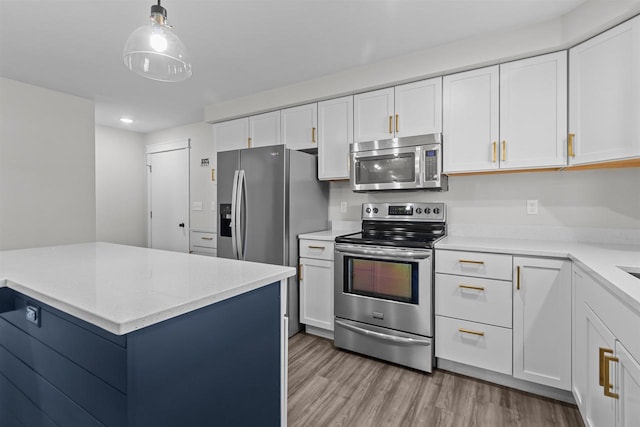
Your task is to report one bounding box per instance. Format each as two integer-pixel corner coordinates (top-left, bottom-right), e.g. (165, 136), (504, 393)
(351, 145), (421, 191)
(334, 244), (432, 337)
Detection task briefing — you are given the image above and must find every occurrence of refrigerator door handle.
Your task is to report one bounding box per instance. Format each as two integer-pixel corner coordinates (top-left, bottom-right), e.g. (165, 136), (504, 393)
(237, 169), (247, 260)
(230, 169), (240, 260)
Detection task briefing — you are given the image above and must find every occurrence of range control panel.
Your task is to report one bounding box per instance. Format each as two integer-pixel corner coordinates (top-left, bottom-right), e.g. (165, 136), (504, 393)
(362, 202), (445, 221)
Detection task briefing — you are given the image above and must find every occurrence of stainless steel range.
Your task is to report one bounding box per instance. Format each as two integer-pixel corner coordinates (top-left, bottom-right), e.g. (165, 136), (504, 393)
(334, 202), (446, 373)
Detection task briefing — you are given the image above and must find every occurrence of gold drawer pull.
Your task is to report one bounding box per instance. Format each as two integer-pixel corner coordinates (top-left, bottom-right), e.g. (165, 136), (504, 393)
(502, 140), (506, 161)
(201, 237), (213, 241)
(298, 264), (303, 281)
(459, 284), (485, 291)
(599, 347), (613, 386)
(312, 127), (316, 143)
(395, 114), (399, 133)
(517, 266), (521, 290)
(248, 137), (252, 148)
(458, 259), (484, 265)
(568, 133), (576, 157)
(603, 353), (619, 399)
(458, 328), (485, 337)
(492, 141), (497, 163)
(308, 245), (325, 250)
(388, 116), (393, 133)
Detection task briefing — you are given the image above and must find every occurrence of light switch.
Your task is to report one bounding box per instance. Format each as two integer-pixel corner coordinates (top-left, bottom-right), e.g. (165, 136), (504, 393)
(527, 200), (538, 215)
(340, 202), (348, 213)
(192, 201), (203, 211)
(210, 202), (217, 211)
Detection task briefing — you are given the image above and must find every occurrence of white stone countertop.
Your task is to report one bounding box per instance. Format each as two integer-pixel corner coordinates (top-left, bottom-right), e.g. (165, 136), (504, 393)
(0, 242), (295, 335)
(298, 228), (360, 241)
(435, 236), (640, 314)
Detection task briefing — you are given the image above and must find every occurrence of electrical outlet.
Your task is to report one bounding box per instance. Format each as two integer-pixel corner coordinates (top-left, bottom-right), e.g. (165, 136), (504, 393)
(340, 202), (348, 213)
(527, 200), (538, 215)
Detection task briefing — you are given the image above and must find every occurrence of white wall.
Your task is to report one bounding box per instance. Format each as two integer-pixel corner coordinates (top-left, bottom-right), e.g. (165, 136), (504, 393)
(329, 167), (640, 243)
(0, 77), (96, 250)
(145, 122), (216, 231)
(95, 125), (147, 246)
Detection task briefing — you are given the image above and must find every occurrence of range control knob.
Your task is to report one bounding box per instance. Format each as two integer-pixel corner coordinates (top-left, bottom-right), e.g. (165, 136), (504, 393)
(373, 208), (379, 214)
(425, 208), (431, 214)
(365, 207), (371, 213)
(433, 208), (441, 214)
(416, 208), (422, 214)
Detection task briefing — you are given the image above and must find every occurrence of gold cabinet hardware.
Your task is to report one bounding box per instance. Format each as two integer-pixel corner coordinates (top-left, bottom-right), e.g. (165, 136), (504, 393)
(599, 347), (612, 386)
(458, 259), (485, 265)
(248, 137), (252, 148)
(298, 264), (303, 281)
(395, 114), (399, 133)
(388, 116), (393, 134)
(517, 266), (521, 290)
(308, 245), (325, 250)
(211, 168), (216, 181)
(603, 353), (619, 399)
(568, 133), (576, 157)
(458, 328), (485, 337)
(312, 127), (316, 144)
(502, 140), (507, 161)
(459, 284), (485, 291)
(492, 142), (497, 163)
(201, 237), (214, 241)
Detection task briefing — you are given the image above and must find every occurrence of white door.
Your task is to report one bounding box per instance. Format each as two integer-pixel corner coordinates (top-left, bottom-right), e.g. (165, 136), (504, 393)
(500, 52), (567, 170)
(616, 341), (640, 427)
(354, 87), (394, 143)
(443, 66), (499, 173)
(395, 77), (442, 138)
(249, 111), (281, 148)
(148, 143), (189, 253)
(213, 117), (249, 152)
(281, 103), (318, 151)
(299, 257), (334, 331)
(512, 257), (571, 390)
(569, 16), (640, 165)
(318, 96), (353, 180)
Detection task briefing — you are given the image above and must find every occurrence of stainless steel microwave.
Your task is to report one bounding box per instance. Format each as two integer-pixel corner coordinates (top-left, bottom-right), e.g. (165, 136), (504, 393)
(350, 133), (448, 192)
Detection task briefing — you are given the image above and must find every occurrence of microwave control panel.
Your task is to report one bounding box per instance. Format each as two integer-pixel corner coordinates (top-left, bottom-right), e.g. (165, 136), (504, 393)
(424, 150), (439, 180)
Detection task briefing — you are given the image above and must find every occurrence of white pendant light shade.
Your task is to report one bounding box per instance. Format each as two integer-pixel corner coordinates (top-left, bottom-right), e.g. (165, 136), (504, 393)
(123, 2), (192, 82)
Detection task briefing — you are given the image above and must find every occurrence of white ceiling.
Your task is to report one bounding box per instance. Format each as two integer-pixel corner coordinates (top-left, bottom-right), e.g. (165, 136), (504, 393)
(0, 0), (587, 134)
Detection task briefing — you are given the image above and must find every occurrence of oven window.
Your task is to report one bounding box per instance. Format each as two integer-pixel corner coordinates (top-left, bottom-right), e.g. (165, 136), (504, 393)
(355, 153), (415, 185)
(345, 257), (419, 304)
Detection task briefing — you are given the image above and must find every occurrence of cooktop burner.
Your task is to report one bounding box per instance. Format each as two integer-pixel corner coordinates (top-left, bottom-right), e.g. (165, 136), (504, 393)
(335, 202), (446, 249)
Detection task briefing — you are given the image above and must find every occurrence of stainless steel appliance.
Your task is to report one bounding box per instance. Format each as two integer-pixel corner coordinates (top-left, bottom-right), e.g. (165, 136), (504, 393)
(334, 202), (446, 372)
(350, 133), (448, 192)
(217, 145), (329, 337)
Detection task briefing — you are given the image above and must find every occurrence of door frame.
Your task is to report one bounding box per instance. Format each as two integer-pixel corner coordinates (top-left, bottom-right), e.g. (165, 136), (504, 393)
(145, 139), (190, 249)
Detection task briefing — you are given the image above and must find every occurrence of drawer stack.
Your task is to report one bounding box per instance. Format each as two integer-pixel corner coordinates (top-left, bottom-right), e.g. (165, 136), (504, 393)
(435, 250), (513, 375)
(190, 230), (217, 256)
(298, 238), (335, 335)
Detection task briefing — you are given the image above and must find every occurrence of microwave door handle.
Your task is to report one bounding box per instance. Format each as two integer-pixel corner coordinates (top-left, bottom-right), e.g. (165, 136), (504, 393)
(335, 319), (431, 346)
(230, 170), (240, 259)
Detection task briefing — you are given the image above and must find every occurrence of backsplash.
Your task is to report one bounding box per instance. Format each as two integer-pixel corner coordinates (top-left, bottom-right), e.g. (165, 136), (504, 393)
(329, 167), (640, 244)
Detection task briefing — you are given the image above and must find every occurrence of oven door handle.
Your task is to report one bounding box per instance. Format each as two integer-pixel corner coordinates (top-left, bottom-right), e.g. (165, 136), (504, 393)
(335, 319), (431, 346)
(335, 246), (431, 261)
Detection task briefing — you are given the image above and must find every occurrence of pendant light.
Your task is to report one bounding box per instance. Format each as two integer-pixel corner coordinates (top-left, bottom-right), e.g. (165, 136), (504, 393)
(122, 1), (192, 82)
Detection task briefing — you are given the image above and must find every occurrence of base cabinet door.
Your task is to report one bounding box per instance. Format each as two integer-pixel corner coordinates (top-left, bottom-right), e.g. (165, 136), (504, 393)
(512, 257), (571, 390)
(299, 258), (334, 331)
(616, 341), (640, 427)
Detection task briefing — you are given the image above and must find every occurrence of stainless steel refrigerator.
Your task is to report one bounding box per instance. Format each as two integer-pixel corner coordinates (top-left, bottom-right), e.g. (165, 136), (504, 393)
(217, 145), (329, 337)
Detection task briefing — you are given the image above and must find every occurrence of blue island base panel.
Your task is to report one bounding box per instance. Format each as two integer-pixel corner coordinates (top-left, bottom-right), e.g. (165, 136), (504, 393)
(0, 282), (282, 427)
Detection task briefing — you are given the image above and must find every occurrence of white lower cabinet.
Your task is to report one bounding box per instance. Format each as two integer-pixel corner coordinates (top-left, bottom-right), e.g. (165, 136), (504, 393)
(573, 264), (640, 427)
(299, 239), (334, 334)
(189, 230), (217, 257)
(512, 257), (571, 390)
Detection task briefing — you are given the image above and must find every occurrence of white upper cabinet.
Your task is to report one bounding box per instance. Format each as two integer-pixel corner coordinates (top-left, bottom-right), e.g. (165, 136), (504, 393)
(213, 117), (249, 153)
(317, 96), (353, 181)
(281, 103), (318, 151)
(500, 52), (567, 170)
(443, 66), (500, 173)
(569, 15), (640, 165)
(354, 78), (443, 143)
(249, 111), (281, 148)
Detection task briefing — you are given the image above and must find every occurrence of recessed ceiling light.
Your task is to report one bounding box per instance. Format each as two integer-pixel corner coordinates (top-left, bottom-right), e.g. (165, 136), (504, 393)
(120, 118), (134, 124)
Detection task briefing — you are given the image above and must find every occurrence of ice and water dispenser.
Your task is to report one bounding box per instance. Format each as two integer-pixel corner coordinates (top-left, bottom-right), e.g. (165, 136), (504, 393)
(219, 204), (232, 237)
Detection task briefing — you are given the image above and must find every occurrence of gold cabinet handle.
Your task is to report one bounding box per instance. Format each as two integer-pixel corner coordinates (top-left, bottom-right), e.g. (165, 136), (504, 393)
(502, 140), (506, 161)
(603, 353), (620, 399)
(248, 137), (252, 148)
(458, 259), (484, 265)
(459, 284), (485, 291)
(458, 328), (485, 337)
(298, 264), (303, 281)
(211, 168), (216, 181)
(517, 266), (521, 290)
(492, 141), (497, 163)
(568, 133), (576, 157)
(395, 114), (399, 133)
(201, 237), (214, 241)
(308, 245), (325, 250)
(312, 127), (316, 144)
(388, 116), (393, 134)
(599, 347), (612, 387)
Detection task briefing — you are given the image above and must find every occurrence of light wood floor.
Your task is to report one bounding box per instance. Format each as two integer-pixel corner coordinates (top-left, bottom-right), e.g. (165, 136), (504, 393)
(288, 332), (584, 427)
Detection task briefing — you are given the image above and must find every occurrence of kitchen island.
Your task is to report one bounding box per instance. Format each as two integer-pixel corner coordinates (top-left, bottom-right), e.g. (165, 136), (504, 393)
(0, 242), (294, 427)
